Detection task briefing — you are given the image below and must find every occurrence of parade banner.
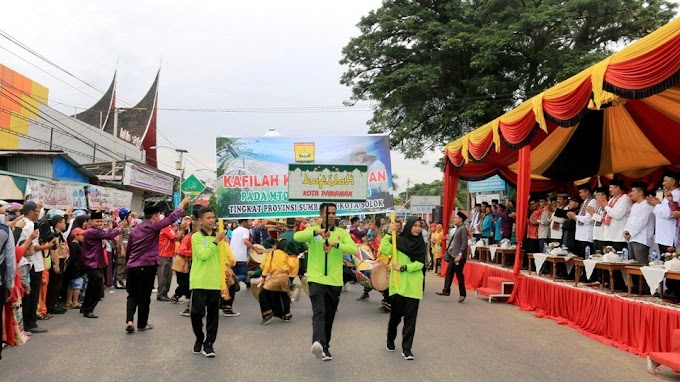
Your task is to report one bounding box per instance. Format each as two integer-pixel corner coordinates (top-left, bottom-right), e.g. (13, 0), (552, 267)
(86, 185), (133, 211)
(288, 164), (368, 202)
(216, 135), (394, 219)
(25, 179), (88, 209)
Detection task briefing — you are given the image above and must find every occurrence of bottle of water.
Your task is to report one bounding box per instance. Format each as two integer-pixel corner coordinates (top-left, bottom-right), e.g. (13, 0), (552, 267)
(543, 243), (549, 254)
(651, 250), (658, 263)
(585, 246), (591, 259)
(622, 247), (628, 261)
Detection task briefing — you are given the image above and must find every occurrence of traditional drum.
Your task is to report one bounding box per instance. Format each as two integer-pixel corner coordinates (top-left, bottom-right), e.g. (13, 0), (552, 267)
(353, 259), (390, 291)
(247, 244), (269, 270)
(250, 279), (262, 302)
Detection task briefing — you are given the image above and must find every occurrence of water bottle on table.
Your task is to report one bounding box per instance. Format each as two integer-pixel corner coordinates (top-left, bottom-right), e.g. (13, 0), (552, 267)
(585, 246), (590, 259)
(650, 250), (658, 264)
(622, 247), (628, 261)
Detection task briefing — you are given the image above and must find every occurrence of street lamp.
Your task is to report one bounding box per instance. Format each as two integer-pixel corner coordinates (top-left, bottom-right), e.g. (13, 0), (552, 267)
(150, 145), (189, 195)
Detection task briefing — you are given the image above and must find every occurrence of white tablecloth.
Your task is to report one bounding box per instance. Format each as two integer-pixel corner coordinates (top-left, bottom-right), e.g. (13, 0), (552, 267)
(532, 253), (548, 273)
(470, 246), (477, 259)
(490, 247), (498, 261)
(564, 255), (576, 275)
(640, 266), (667, 295)
(583, 259), (599, 280)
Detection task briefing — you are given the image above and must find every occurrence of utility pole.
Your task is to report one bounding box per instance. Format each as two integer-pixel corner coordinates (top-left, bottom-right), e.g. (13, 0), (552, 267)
(406, 178), (410, 208)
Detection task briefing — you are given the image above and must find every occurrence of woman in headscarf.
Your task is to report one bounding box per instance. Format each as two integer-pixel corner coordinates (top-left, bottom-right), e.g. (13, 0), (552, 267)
(430, 224), (443, 272)
(255, 238), (293, 324)
(378, 216), (426, 361)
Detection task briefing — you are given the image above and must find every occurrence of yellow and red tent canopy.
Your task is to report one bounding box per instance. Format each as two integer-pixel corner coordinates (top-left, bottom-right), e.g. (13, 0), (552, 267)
(441, 18), (680, 275)
(444, 18), (680, 192)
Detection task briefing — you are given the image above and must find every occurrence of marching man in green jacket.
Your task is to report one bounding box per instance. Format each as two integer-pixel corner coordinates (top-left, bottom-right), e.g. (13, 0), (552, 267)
(294, 203), (357, 361)
(189, 207), (224, 358)
(379, 215), (426, 361)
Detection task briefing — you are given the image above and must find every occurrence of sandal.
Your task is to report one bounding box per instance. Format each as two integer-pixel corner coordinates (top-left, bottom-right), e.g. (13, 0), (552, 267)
(70, 304), (82, 309)
(138, 324), (153, 331)
(126, 322), (135, 333)
(37, 313), (50, 320)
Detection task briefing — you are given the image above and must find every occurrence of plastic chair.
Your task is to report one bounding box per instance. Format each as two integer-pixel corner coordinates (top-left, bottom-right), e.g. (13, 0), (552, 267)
(648, 329), (680, 374)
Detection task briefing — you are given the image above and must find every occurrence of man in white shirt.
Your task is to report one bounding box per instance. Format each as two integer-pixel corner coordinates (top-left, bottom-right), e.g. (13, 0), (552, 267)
(568, 185), (597, 258)
(649, 173), (680, 252)
(18, 201), (52, 334)
(588, 187), (609, 254)
(624, 182), (654, 264)
(469, 204), (482, 241)
(537, 197), (551, 250)
(223, 219), (263, 317)
(549, 194), (569, 244)
(600, 179), (632, 251)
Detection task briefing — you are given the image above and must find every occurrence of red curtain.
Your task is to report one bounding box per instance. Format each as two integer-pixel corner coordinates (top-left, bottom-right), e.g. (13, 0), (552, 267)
(604, 34), (680, 90)
(455, 261), (516, 290)
(440, 160), (459, 277)
(513, 146), (531, 274)
(510, 275), (680, 356)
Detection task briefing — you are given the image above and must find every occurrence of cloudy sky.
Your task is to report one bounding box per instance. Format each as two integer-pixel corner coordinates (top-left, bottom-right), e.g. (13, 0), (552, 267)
(1, 0), (443, 191)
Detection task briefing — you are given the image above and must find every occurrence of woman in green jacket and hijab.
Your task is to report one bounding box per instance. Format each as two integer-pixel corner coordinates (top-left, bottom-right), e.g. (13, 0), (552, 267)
(379, 215), (426, 361)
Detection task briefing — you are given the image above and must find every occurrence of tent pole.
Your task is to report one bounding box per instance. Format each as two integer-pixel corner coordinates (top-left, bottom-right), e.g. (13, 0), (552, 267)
(513, 146), (531, 275)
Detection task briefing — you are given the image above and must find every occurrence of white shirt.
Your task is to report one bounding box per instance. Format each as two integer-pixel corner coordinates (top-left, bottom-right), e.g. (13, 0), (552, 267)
(575, 198), (597, 243)
(592, 209), (606, 242)
(653, 188), (680, 246)
(603, 194), (632, 243)
(624, 200), (654, 247)
(470, 211), (482, 234)
(550, 206), (568, 240)
(230, 226), (250, 262)
(19, 219), (44, 272)
(538, 209), (551, 239)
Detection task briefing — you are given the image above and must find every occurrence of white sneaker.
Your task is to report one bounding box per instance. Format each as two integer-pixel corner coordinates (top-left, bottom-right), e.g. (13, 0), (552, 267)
(311, 341), (324, 359)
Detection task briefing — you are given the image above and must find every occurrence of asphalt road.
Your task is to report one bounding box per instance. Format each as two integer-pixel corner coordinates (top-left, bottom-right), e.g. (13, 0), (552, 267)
(0, 274), (672, 381)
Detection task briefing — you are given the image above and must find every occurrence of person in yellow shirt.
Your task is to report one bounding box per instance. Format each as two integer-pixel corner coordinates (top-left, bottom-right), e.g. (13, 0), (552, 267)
(255, 239), (292, 324)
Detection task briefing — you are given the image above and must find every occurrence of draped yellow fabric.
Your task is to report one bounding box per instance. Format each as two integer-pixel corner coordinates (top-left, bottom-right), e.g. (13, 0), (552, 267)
(600, 106), (670, 174)
(642, 87), (680, 123)
(532, 92), (548, 133)
(544, 69), (591, 99)
(591, 57), (614, 110)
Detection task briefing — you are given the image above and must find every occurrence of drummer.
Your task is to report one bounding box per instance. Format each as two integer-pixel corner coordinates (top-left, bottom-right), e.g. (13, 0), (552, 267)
(278, 218), (307, 301)
(255, 238), (293, 324)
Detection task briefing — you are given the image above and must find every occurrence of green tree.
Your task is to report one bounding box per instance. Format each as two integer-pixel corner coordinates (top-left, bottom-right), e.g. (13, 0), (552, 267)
(340, 0), (676, 159)
(401, 179), (468, 209)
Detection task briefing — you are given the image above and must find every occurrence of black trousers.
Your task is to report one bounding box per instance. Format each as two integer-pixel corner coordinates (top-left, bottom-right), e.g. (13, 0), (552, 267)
(221, 283), (237, 309)
(309, 282), (341, 346)
(126, 265), (157, 327)
(443, 258), (466, 297)
(174, 271), (191, 299)
(46, 268), (64, 313)
(190, 289), (221, 345)
(259, 289), (290, 318)
(82, 268), (104, 315)
(23, 268), (42, 328)
(387, 294), (420, 351)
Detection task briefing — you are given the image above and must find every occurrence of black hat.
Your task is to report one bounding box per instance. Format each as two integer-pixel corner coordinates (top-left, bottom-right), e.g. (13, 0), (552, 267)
(556, 193), (569, 198)
(491, 199), (499, 204)
(474, 203), (481, 207)
(90, 211), (103, 220)
(21, 201), (38, 215)
(664, 171), (679, 181)
(569, 194), (581, 202)
(631, 181), (649, 193)
(609, 179), (627, 190)
(50, 214), (65, 227)
(595, 187), (608, 195)
(286, 218), (296, 228)
(456, 211), (468, 221)
(143, 205), (162, 216)
(577, 184), (592, 192)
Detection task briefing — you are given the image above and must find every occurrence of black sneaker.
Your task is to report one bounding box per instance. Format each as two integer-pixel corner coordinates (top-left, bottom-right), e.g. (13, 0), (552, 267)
(222, 308), (240, 317)
(180, 308), (190, 317)
(202, 342), (216, 358)
(356, 292), (370, 301)
(192, 341), (202, 355)
(386, 340), (396, 352)
(261, 316), (274, 325)
(322, 345), (332, 361)
(402, 349), (414, 360)
(169, 295), (180, 304)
